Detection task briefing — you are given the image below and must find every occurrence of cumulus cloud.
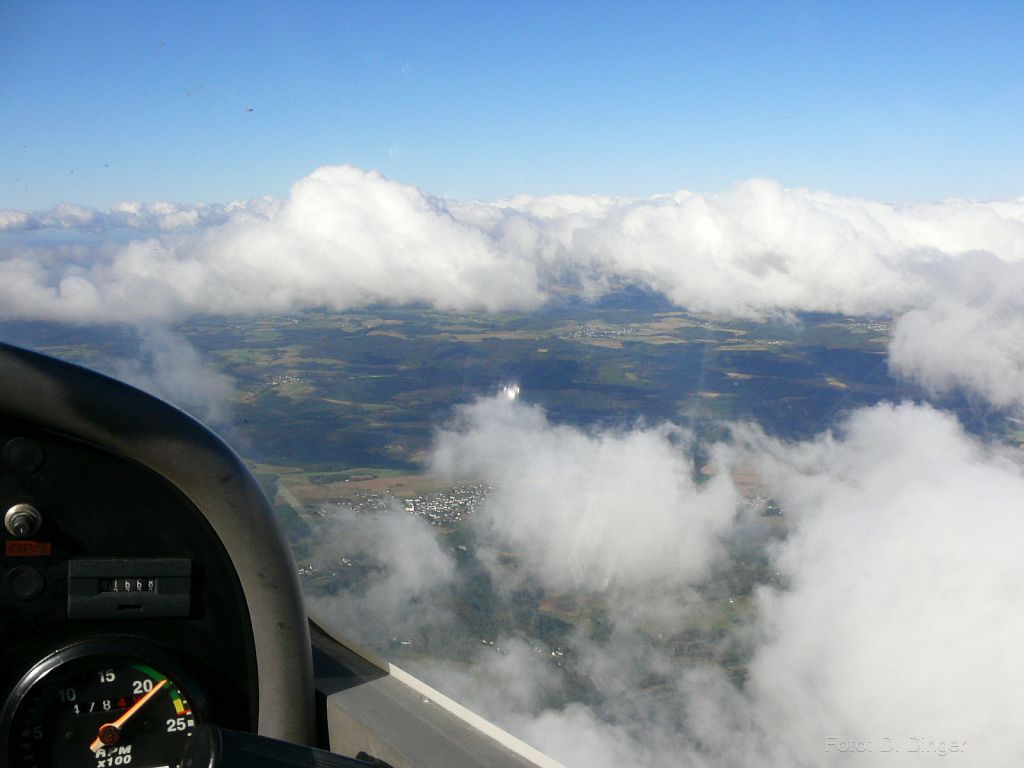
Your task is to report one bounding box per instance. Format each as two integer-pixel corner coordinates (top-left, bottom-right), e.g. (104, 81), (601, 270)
(889, 254), (1024, 410)
(0, 166), (542, 322)
(706, 402), (1024, 766)
(458, 180), (1024, 316)
(463, 183), (1024, 410)
(430, 394), (740, 593)
(304, 501), (460, 646)
(416, 395), (748, 767)
(4, 167), (1024, 407)
(406, 400), (1024, 767)
(4, 167), (1024, 324)
(108, 326), (236, 425)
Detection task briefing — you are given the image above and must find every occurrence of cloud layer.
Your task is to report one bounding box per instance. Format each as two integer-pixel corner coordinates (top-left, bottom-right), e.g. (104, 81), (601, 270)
(0, 166), (542, 323)
(4, 165), (1023, 407)
(311, 395), (1024, 767)
(704, 403), (1024, 766)
(457, 182), (1024, 316)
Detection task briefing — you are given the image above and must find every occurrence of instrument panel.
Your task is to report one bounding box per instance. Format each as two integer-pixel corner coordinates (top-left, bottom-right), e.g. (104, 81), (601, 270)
(0, 338), (323, 768)
(0, 423), (257, 767)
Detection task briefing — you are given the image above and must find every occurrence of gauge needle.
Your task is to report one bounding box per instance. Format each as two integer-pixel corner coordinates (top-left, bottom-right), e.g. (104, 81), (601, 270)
(90, 678), (168, 753)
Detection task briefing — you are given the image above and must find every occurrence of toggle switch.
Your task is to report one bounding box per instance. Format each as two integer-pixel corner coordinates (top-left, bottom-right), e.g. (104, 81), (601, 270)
(5, 504), (42, 538)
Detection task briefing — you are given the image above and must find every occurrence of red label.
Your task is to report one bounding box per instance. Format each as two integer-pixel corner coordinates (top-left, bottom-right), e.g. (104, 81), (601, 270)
(5, 540), (52, 557)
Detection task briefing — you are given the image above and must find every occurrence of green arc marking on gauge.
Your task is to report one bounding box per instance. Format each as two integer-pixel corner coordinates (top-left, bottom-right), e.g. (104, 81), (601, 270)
(133, 663), (165, 682)
(130, 663), (191, 715)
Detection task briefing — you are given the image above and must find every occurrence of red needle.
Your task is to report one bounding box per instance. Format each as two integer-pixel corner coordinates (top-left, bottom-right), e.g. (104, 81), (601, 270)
(90, 678), (168, 753)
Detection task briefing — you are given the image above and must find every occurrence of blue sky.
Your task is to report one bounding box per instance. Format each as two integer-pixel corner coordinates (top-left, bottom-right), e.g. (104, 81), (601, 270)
(2, 0), (1022, 209)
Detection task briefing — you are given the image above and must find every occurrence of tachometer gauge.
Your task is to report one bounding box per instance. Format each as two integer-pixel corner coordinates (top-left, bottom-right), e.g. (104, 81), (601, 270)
(3, 641), (205, 768)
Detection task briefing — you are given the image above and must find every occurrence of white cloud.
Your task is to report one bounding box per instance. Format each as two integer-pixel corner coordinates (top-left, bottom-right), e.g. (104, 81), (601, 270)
(0, 210), (31, 230)
(419, 395), (744, 767)
(430, 394), (739, 593)
(0, 199), (261, 233)
(5, 168), (1024, 321)
(419, 638), (567, 720)
(0, 166), (542, 322)
(889, 254), (1024, 410)
(107, 326), (236, 425)
(412, 401), (1024, 767)
(305, 502), (460, 647)
(711, 403), (1024, 766)
(459, 180), (1024, 316)
(7, 167), (1023, 407)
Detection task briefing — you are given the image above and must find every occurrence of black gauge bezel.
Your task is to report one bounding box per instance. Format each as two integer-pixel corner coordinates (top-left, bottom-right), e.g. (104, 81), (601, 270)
(1, 638), (208, 768)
